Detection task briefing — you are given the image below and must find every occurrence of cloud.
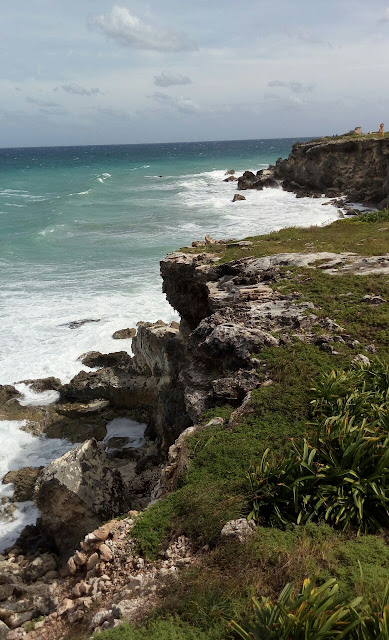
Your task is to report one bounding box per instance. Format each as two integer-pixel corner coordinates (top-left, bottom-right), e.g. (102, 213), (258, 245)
(90, 5), (197, 52)
(284, 27), (332, 47)
(380, 8), (389, 22)
(154, 71), (192, 87)
(61, 83), (103, 96)
(149, 92), (199, 114)
(25, 96), (61, 108)
(268, 80), (315, 93)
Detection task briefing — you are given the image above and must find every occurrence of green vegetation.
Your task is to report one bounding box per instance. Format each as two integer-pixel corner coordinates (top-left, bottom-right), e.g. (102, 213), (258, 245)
(248, 361), (389, 533)
(232, 578), (389, 640)
(113, 217), (388, 639)
(182, 216), (389, 262)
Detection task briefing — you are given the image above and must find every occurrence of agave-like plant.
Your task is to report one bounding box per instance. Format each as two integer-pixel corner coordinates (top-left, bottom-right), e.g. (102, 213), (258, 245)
(354, 584), (389, 640)
(248, 361), (389, 533)
(230, 578), (362, 639)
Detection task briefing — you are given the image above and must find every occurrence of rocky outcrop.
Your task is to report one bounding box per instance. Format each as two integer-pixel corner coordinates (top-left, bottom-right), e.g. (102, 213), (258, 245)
(2, 468), (43, 503)
(238, 137), (389, 206)
(35, 440), (129, 552)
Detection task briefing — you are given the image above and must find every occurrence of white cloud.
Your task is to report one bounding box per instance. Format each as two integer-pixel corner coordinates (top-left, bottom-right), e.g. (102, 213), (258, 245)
(380, 7), (389, 22)
(154, 71), (192, 87)
(61, 83), (103, 96)
(90, 5), (197, 52)
(150, 92), (199, 113)
(268, 80), (315, 93)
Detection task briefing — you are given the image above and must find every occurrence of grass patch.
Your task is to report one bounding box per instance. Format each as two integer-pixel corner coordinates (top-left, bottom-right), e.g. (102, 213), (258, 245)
(181, 217), (389, 263)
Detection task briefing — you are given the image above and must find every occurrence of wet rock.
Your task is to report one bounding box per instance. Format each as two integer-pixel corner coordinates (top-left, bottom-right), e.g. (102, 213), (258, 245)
(35, 439), (129, 551)
(223, 175), (237, 182)
(0, 386), (21, 406)
(18, 378), (62, 393)
(62, 319), (101, 330)
(225, 169), (235, 175)
(221, 518), (257, 543)
(232, 194), (246, 202)
(2, 468), (43, 503)
(112, 328), (137, 340)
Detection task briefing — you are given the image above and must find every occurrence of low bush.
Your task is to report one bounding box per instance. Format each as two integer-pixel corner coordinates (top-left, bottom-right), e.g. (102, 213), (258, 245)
(248, 362), (389, 533)
(230, 578), (389, 640)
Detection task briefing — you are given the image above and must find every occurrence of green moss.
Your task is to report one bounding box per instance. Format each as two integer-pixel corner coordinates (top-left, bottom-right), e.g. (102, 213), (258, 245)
(131, 494), (178, 560)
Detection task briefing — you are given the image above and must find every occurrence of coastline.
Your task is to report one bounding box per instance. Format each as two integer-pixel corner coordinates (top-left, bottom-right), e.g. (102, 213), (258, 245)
(0, 137), (388, 640)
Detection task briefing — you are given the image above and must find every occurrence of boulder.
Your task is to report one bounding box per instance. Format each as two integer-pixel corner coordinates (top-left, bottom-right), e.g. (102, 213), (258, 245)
(2, 468), (43, 503)
(0, 620), (9, 640)
(232, 194), (246, 202)
(112, 328), (136, 340)
(35, 439), (129, 551)
(223, 175), (237, 182)
(80, 351), (132, 369)
(221, 518), (256, 543)
(25, 554), (57, 582)
(225, 169), (235, 175)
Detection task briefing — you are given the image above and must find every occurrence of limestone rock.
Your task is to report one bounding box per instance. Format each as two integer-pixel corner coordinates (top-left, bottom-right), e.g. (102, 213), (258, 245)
(25, 554), (57, 582)
(2, 468), (43, 503)
(112, 328), (136, 340)
(221, 518), (257, 543)
(35, 439), (129, 551)
(352, 354), (371, 367)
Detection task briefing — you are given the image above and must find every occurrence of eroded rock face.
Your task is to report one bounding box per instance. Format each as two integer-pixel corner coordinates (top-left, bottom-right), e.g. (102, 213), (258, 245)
(35, 439), (129, 551)
(272, 137), (389, 206)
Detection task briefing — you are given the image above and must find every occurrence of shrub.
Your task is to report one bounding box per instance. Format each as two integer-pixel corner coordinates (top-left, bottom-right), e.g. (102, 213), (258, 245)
(230, 578), (362, 639)
(248, 362), (389, 533)
(356, 209), (389, 223)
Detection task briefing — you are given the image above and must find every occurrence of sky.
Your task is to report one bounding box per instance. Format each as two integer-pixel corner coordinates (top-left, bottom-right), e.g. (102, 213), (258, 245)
(1, 0), (389, 147)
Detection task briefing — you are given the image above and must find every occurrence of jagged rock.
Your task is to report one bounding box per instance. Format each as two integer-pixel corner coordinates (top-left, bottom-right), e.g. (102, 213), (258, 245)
(204, 235), (215, 245)
(18, 378), (61, 393)
(221, 518), (257, 543)
(90, 610), (114, 631)
(112, 328), (136, 340)
(2, 468), (43, 503)
(0, 386), (21, 406)
(55, 399), (110, 418)
(273, 137), (389, 207)
(80, 351), (132, 369)
(35, 439), (129, 551)
(232, 194), (246, 202)
(25, 554), (57, 582)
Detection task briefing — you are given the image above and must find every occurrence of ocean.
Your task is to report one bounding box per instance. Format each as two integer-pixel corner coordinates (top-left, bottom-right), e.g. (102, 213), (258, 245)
(0, 138), (339, 549)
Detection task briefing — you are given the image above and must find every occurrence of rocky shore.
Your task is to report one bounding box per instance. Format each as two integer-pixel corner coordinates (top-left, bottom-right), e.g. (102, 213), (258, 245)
(235, 135), (389, 210)
(0, 137), (388, 639)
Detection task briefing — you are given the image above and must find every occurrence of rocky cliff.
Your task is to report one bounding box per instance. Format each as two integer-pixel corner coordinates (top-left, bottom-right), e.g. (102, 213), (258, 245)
(238, 137), (389, 207)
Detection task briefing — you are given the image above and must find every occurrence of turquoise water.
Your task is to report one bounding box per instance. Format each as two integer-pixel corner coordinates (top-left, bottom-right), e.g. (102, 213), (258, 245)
(0, 138), (338, 384)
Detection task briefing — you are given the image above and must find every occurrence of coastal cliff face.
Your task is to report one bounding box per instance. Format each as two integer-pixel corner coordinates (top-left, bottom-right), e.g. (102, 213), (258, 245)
(0, 212), (388, 639)
(238, 137), (389, 207)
